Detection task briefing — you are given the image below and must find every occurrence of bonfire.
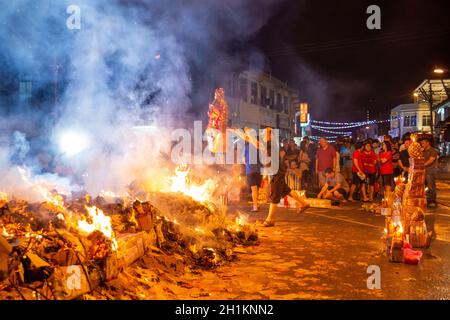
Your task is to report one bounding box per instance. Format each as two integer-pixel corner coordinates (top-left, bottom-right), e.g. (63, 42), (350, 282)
(0, 165), (258, 300)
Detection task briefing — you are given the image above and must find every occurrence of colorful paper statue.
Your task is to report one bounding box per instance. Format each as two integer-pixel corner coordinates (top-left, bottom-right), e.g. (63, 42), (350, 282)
(206, 88), (229, 153)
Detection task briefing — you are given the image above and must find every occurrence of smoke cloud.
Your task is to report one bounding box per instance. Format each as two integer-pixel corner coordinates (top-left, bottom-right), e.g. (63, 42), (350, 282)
(0, 0), (280, 199)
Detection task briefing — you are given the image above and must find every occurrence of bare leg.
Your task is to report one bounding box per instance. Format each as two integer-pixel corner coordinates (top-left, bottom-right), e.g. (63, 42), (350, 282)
(265, 203), (278, 223)
(369, 185), (374, 201)
(348, 184), (356, 200)
(289, 190), (308, 207)
(251, 186), (259, 210)
(361, 184), (368, 201)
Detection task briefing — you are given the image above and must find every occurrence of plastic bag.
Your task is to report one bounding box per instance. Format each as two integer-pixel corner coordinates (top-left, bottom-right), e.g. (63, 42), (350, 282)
(403, 243), (423, 265)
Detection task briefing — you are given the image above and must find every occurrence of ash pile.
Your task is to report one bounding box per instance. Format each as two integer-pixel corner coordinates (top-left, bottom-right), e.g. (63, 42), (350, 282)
(0, 191), (258, 300)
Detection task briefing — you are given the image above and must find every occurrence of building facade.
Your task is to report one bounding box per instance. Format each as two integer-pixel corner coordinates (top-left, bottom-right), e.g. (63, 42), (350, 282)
(389, 103), (433, 138)
(220, 69), (299, 139)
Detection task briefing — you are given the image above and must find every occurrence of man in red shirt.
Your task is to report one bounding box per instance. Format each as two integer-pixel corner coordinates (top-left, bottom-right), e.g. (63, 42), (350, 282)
(315, 138), (336, 188)
(348, 142), (367, 202)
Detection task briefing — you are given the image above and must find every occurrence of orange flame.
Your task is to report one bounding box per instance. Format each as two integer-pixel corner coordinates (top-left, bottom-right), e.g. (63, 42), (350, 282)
(2, 226), (12, 238)
(167, 166), (215, 202)
(77, 206), (118, 251)
(0, 191), (8, 202)
(17, 167), (66, 210)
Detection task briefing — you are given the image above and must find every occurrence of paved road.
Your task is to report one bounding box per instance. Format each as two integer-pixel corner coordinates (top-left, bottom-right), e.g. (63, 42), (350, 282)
(102, 183), (450, 300)
(161, 186), (450, 300)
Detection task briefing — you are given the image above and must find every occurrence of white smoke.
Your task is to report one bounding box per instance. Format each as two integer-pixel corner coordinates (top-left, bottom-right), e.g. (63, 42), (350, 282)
(0, 0), (281, 200)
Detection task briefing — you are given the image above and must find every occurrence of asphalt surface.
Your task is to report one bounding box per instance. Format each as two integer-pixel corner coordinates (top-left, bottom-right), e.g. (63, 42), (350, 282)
(165, 182), (450, 300)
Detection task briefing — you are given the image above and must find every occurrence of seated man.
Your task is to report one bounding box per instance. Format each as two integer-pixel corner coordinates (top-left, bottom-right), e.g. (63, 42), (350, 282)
(317, 167), (350, 205)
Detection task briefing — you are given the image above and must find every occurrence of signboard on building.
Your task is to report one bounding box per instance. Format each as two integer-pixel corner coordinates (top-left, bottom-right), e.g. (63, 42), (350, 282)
(300, 103), (308, 123)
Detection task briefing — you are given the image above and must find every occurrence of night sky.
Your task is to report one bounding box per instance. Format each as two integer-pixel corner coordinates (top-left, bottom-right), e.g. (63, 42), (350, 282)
(252, 0), (450, 122)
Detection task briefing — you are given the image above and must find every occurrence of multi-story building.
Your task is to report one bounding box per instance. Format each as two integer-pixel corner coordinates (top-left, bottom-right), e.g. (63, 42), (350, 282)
(220, 69), (299, 139)
(389, 103), (433, 138)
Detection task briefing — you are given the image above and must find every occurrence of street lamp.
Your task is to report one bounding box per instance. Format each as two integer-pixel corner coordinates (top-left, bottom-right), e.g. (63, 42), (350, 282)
(433, 67), (448, 74)
(428, 67), (448, 139)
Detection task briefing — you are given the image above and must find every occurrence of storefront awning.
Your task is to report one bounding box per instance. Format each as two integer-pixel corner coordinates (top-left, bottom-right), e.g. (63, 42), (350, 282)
(414, 79), (450, 109)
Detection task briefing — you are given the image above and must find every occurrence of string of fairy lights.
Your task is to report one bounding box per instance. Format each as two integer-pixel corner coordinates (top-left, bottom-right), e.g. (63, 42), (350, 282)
(309, 118), (390, 141)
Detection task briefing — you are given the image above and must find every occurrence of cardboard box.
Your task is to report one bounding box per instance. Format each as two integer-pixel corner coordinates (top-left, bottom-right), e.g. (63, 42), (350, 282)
(116, 232), (146, 267)
(0, 235), (11, 280)
(50, 265), (101, 300)
(105, 253), (121, 281)
(305, 198), (332, 208)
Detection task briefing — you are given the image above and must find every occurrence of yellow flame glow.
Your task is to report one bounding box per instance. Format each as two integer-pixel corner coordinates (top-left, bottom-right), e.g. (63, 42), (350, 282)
(17, 167), (66, 210)
(168, 166), (215, 202)
(2, 226), (11, 238)
(0, 191), (8, 202)
(78, 206), (118, 251)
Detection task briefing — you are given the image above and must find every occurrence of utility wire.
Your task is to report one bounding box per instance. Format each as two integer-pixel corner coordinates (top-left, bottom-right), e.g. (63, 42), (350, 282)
(266, 27), (450, 53)
(266, 28), (450, 57)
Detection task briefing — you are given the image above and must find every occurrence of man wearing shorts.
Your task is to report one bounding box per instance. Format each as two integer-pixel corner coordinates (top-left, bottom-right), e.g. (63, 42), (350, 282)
(348, 142), (367, 202)
(261, 129), (310, 227)
(318, 167), (350, 204)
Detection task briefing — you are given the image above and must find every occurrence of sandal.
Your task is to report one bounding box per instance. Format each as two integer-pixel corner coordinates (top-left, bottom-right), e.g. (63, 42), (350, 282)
(262, 220), (275, 227)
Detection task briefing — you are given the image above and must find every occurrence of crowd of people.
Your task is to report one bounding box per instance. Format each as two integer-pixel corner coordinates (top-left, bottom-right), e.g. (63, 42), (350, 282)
(244, 132), (439, 226)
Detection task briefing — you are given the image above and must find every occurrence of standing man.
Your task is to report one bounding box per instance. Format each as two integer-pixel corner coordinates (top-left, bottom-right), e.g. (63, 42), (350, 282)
(315, 138), (336, 189)
(348, 142), (367, 202)
(372, 140), (381, 156)
(398, 135), (411, 182)
(421, 138), (438, 207)
(262, 129), (310, 227)
(302, 136), (316, 188)
(340, 140), (354, 182)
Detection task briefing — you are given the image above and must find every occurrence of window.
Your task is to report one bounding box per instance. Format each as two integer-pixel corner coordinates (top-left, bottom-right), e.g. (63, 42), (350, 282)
(250, 82), (257, 104)
(391, 115), (398, 128)
(276, 93), (282, 111)
(269, 90), (275, 109)
(260, 85), (267, 107)
(403, 115), (410, 127)
(239, 78), (248, 102)
(411, 114), (417, 127)
(422, 114), (432, 127)
(283, 96), (289, 114)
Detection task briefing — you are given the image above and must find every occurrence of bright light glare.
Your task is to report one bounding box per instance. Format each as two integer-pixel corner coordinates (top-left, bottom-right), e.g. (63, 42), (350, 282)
(58, 131), (89, 156)
(434, 68), (444, 74)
